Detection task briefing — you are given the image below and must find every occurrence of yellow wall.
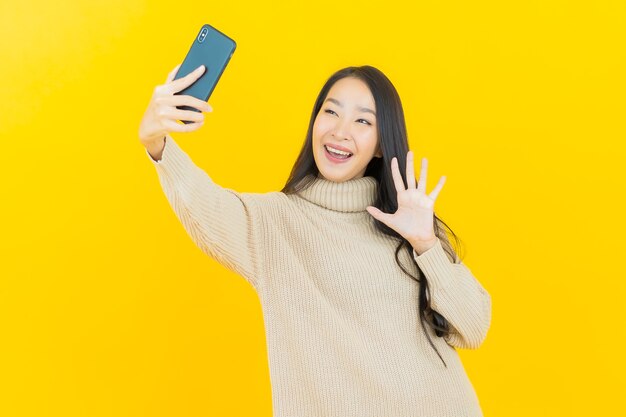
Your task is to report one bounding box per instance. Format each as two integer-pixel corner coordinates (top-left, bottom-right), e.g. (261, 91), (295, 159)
(1, 1), (624, 415)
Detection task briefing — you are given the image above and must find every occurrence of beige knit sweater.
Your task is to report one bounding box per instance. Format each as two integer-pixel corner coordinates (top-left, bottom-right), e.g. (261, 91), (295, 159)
(146, 134), (492, 417)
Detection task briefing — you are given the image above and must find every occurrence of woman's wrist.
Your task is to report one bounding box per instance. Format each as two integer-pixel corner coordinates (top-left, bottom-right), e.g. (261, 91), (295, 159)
(145, 136), (166, 161)
(410, 237), (439, 256)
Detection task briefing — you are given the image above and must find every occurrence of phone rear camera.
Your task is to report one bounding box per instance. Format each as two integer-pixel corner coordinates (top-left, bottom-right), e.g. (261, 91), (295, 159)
(198, 28), (208, 43)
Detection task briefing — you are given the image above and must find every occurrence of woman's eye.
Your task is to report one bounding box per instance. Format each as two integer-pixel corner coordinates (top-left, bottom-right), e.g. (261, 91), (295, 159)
(324, 109), (371, 126)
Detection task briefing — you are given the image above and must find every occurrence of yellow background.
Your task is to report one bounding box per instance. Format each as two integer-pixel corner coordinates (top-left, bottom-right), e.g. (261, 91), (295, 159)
(1, 0), (624, 415)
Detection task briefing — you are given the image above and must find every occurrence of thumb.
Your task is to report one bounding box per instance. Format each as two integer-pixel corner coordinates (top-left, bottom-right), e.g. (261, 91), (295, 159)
(166, 64), (181, 84)
(168, 64), (206, 94)
(366, 206), (391, 225)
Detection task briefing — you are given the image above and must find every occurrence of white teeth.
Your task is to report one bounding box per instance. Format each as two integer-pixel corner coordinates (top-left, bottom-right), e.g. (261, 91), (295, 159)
(325, 145), (352, 156)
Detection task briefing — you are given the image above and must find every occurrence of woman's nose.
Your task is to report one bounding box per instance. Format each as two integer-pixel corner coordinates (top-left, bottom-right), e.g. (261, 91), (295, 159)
(331, 118), (351, 139)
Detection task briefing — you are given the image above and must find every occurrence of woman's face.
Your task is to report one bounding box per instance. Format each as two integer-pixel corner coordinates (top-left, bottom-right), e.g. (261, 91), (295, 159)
(312, 77), (382, 182)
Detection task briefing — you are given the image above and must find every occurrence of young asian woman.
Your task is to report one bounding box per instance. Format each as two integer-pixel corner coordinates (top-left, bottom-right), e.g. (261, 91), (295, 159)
(139, 64), (492, 417)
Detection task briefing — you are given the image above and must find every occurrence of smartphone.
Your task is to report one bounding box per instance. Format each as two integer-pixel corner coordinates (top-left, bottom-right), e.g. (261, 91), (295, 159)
(172, 24), (237, 124)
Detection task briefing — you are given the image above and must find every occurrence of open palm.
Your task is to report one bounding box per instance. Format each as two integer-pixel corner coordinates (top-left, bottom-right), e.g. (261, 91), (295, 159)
(366, 151), (446, 249)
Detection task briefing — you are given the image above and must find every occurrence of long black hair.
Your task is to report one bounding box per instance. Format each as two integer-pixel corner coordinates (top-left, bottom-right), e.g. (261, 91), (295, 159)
(280, 65), (464, 367)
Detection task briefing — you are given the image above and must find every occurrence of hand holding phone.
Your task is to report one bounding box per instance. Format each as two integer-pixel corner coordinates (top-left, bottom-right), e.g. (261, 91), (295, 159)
(139, 23), (236, 146)
(138, 64), (213, 147)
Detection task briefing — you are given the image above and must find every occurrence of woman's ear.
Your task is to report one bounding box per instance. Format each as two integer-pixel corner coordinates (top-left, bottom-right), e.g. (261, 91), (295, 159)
(374, 146), (383, 158)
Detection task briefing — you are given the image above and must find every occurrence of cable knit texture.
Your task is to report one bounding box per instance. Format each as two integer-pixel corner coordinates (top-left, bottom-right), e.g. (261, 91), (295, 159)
(146, 134), (492, 417)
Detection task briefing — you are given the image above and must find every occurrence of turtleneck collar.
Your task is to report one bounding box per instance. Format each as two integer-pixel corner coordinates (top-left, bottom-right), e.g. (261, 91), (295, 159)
(296, 173), (378, 213)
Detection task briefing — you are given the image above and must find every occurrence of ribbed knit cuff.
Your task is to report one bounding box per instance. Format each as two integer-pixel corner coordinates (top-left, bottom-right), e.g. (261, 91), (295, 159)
(412, 238), (455, 291)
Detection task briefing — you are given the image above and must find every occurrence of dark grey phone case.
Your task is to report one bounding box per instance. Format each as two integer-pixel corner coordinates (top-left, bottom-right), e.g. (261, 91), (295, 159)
(172, 24), (236, 124)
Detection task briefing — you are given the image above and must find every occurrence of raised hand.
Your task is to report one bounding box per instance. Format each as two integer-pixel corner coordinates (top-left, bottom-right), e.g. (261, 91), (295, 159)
(138, 64), (213, 147)
(366, 151), (446, 254)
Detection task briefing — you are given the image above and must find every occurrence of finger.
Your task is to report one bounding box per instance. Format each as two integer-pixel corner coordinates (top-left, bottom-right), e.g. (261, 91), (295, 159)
(167, 65), (206, 94)
(428, 176), (446, 201)
(160, 95), (212, 112)
(417, 157), (428, 193)
(162, 119), (204, 133)
(165, 64), (181, 84)
(406, 151), (416, 189)
(160, 106), (205, 123)
(390, 157), (406, 192)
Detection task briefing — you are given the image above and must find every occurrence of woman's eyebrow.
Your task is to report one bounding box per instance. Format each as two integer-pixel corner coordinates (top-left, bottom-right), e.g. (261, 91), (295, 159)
(324, 97), (376, 116)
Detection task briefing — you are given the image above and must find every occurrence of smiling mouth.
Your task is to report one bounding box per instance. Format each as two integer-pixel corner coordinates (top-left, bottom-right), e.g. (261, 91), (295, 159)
(324, 145), (353, 159)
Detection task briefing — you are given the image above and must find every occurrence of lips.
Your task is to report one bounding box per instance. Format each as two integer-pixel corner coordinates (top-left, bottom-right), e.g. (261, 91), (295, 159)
(324, 143), (353, 154)
(324, 145), (353, 163)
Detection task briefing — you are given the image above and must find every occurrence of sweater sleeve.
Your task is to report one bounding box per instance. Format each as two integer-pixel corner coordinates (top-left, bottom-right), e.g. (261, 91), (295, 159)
(412, 238), (492, 349)
(145, 134), (265, 291)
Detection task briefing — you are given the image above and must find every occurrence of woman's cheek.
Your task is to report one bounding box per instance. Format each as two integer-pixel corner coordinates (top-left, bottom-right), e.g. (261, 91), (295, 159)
(316, 118), (330, 132)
